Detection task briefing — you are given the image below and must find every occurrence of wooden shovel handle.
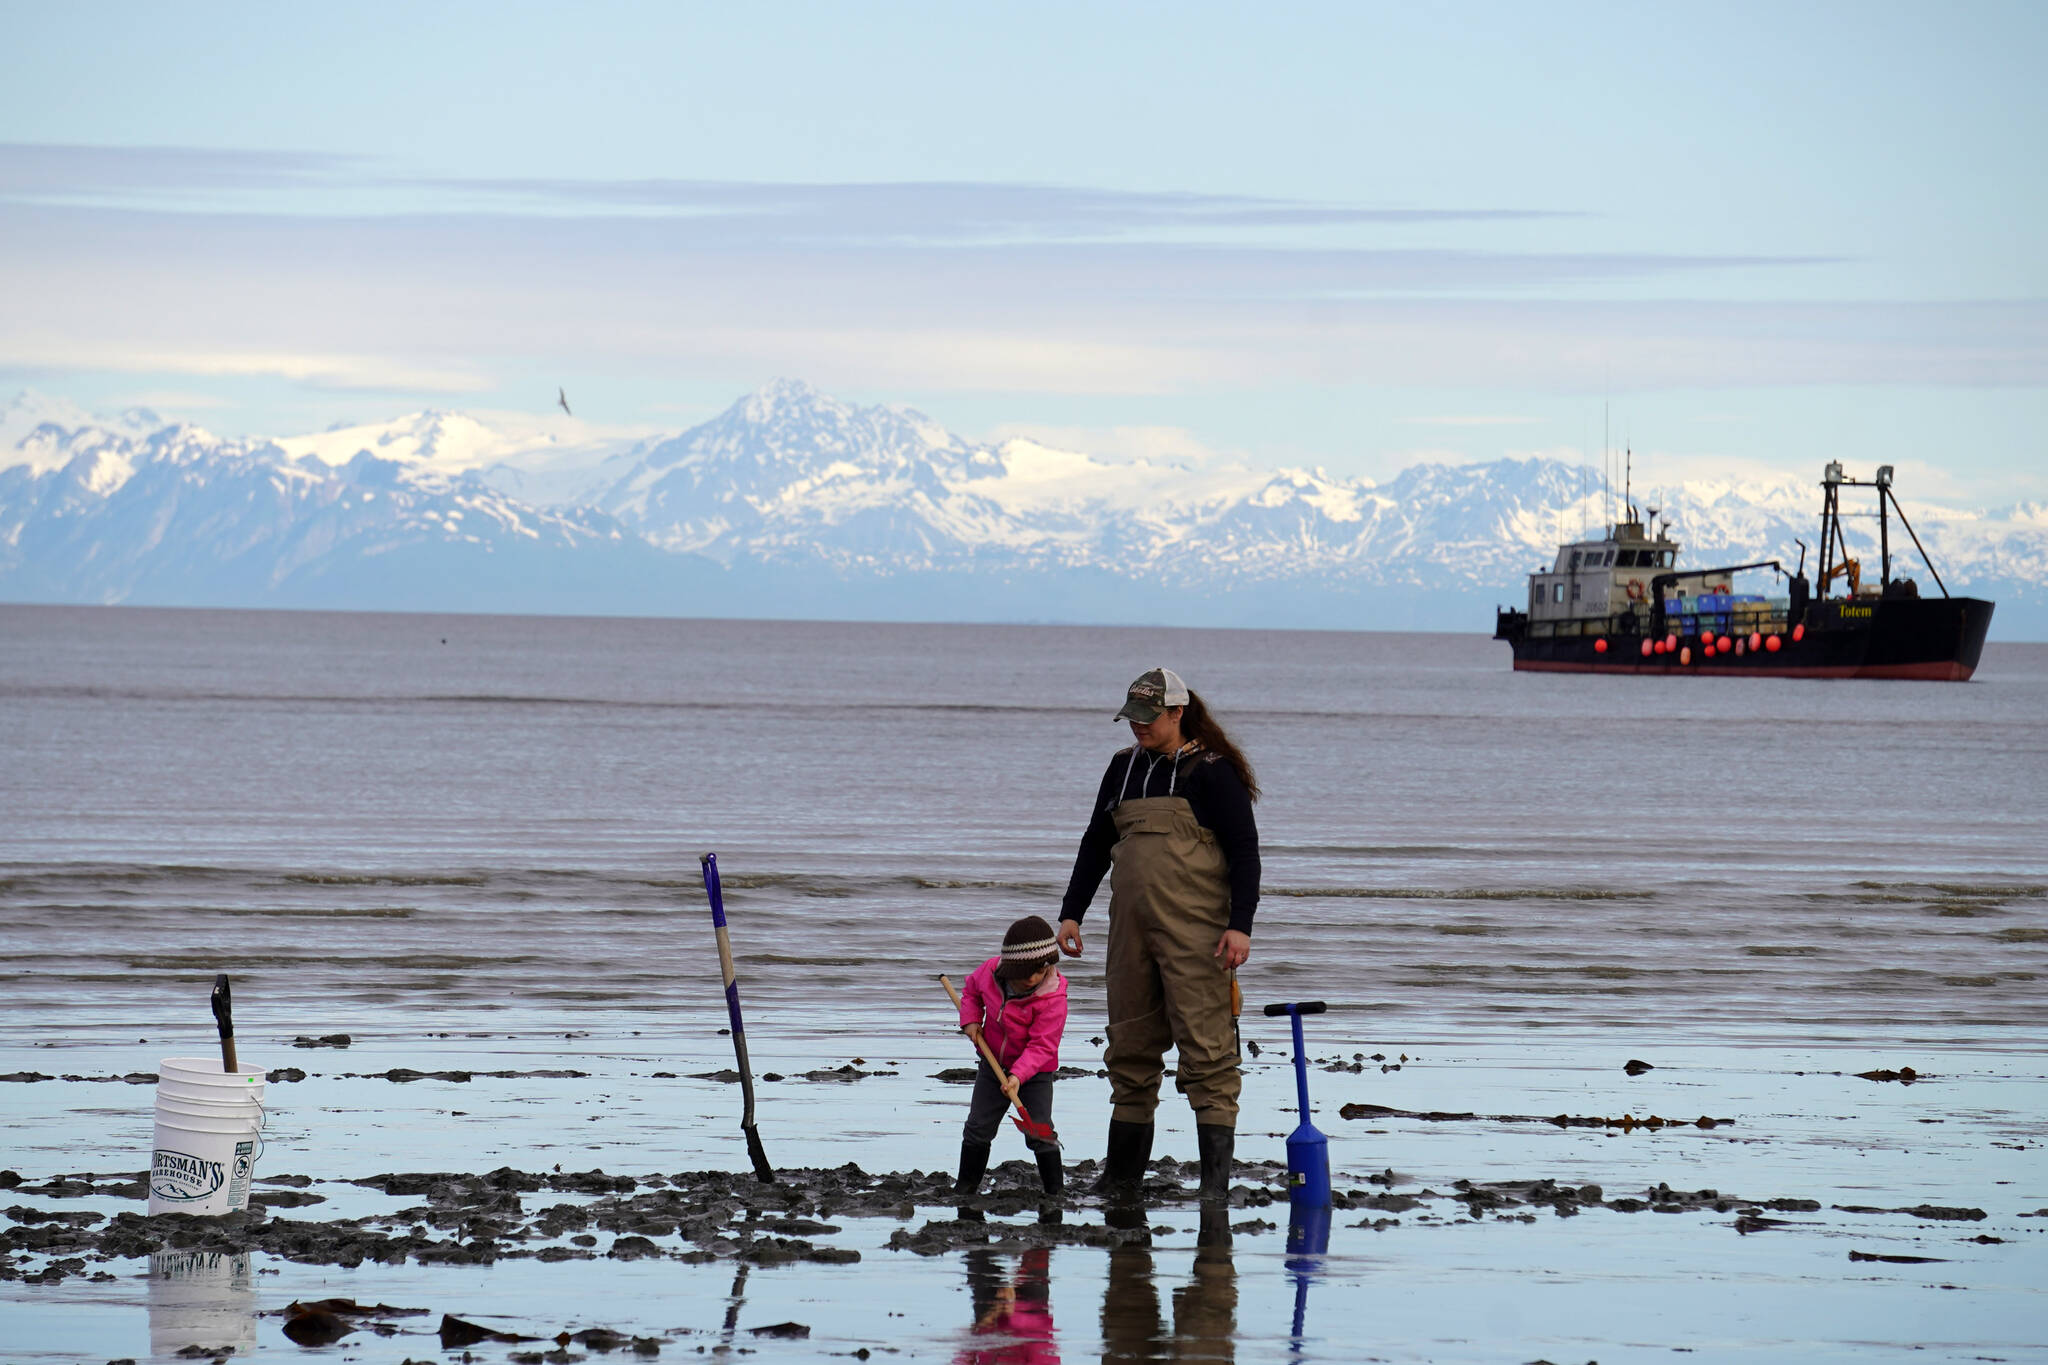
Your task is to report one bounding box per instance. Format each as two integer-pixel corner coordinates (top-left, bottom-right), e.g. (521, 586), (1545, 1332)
(939, 974), (1016, 1087)
(211, 974), (238, 1074)
(938, 974), (1058, 1145)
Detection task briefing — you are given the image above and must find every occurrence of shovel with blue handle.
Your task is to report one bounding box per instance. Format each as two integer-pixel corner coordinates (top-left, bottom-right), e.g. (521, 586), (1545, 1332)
(1263, 1000), (1331, 1209)
(701, 853), (774, 1183)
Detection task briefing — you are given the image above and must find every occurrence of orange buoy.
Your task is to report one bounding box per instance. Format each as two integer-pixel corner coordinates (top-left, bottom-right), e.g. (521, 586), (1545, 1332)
(1679, 646), (1692, 665)
(1595, 638), (1608, 654)
(1766, 634), (1782, 653)
(1640, 639), (1652, 658)
(1734, 639), (1745, 656)
(1748, 632), (1762, 651)
(1665, 633), (1678, 651)
(1701, 629), (1715, 647)
(1792, 623), (1805, 643)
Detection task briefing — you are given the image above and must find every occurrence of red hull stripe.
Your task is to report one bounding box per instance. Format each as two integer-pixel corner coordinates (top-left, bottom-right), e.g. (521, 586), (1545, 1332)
(1511, 659), (1974, 681)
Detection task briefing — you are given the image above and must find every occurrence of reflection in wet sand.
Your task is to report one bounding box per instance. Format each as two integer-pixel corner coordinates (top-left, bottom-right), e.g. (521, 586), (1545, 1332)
(1285, 1204), (1332, 1352)
(147, 1248), (255, 1358)
(959, 1246), (1058, 1363)
(718, 1261), (750, 1351)
(1103, 1207), (1236, 1362)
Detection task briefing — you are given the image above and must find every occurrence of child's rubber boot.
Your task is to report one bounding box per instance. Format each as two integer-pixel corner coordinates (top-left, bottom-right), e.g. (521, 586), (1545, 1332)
(955, 1141), (990, 1222)
(1035, 1148), (1063, 1225)
(1196, 1124), (1234, 1203)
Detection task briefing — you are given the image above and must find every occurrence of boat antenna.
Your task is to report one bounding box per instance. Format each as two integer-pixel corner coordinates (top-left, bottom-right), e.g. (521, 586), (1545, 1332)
(1602, 427), (1611, 529)
(1589, 411), (1605, 527)
(1603, 399), (1610, 523)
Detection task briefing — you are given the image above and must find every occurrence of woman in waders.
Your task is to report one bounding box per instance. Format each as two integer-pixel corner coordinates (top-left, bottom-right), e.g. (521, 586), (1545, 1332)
(1056, 667), (1260, 1203)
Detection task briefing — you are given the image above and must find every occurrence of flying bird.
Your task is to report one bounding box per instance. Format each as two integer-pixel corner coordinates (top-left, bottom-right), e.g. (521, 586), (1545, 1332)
(557, 387), (572, 417)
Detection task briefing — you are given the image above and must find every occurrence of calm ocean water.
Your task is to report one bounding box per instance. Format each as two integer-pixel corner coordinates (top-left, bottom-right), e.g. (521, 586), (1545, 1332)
(4, 604), (2046, 1363)
(3, 603), (2044, 1046)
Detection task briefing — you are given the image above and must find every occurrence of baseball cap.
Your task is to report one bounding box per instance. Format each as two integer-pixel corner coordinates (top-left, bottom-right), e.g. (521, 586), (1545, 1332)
(1115, 667), (1189, 723)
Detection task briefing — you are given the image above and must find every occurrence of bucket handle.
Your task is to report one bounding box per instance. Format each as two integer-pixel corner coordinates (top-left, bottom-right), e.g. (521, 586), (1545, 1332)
(247, 1101), (267, 1177)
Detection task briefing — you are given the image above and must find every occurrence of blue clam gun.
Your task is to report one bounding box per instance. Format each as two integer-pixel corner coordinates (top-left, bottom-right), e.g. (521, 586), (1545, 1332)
(1262, 1000), (1331, 1209)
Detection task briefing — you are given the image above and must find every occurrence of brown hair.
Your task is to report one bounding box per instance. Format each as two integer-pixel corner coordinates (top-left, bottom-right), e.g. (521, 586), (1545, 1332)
(1181, 689), (1259, 801)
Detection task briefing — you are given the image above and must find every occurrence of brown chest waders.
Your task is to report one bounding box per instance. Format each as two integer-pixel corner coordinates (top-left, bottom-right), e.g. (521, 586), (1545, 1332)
(1103, 795), (1243, 1127)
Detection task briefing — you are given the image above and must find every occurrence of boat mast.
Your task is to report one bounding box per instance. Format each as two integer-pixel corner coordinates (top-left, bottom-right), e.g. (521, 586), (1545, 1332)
(1881, 473), (1951, 598)
(1877, 464), (1892, 588)
(1819, 462), (1841, 597)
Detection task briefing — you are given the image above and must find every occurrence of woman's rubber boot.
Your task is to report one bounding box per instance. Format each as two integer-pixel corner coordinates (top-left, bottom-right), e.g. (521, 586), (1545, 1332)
(1196, 1124), (1234, 1203)
(955, 1141), (990, 1222)
(1036, 1148), (1064, 1225)
(1095, 1118), (1154, 1203)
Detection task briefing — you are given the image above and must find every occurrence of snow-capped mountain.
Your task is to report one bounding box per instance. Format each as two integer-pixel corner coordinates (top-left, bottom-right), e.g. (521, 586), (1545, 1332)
(2, 383), (2042, 633)
(585, 381), (2043, 609)
(272, 408), (657, 508)
(0, 404), (694, 613)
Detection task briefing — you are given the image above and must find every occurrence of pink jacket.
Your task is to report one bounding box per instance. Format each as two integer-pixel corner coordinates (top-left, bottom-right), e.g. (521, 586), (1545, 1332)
(957, 956), (1067, 1085)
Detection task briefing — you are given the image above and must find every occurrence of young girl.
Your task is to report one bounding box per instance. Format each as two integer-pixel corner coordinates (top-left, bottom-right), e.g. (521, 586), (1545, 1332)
(955, 915), (1068, 1216)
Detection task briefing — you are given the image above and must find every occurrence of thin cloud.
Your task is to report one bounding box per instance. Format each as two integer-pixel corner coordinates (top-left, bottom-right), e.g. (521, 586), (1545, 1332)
(0, 143), (362, 198)
(980, 423), (1232, 466)
(0, 144), (1576, 244)
(400, 175), (1577, 243)
(1399, 415), (1547, 427)
(0, 340), (490, 394)
(116, 389), (237, 411)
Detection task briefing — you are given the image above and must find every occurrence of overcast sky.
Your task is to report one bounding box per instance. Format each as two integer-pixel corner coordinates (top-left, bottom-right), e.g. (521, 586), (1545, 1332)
(2, 1), (2042, 499)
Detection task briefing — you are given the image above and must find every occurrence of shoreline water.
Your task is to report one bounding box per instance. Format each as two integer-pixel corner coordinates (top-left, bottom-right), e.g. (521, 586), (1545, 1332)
(3, 606), (2044, 1359)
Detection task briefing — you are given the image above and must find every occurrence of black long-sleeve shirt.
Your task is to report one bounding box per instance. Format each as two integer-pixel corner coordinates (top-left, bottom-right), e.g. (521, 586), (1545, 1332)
(1060, 745), (1262, 935)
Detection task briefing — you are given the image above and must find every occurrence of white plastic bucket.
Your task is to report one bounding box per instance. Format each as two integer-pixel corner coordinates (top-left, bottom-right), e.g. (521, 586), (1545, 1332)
(150, 1058), (264, 1216)
(157, 1057), (266, 1105)
(155, 1092), (266, 1126)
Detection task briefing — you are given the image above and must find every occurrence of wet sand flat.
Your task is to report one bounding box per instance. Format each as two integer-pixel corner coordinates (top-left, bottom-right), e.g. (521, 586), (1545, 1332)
(6, 1022), (2045, 1361)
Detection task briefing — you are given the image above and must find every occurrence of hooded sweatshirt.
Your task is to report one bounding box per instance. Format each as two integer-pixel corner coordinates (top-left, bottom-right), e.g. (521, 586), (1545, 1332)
(956, 956), (1068, 1085)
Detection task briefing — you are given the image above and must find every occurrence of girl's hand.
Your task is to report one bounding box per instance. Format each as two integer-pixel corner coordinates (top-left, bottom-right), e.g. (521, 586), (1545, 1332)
(963, 1023), (984, 1042)
(1000, 1075), (1021, 1104)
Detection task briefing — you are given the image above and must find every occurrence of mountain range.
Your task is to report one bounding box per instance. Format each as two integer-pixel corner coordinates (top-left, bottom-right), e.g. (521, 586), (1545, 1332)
(3, 381), (2042, 636)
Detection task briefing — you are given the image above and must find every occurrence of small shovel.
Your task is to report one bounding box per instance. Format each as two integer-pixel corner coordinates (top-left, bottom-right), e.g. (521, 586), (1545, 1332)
(938, 975), (1057, 1146)
(210, 973), (238, 1074)
(1263, 999), (1331, 1209)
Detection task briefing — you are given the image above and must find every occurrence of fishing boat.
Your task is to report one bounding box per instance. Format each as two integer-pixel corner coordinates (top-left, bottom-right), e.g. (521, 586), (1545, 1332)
(1493, 461), (1994, 679)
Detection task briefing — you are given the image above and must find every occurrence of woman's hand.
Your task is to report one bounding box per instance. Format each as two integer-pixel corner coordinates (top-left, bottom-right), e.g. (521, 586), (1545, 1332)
(1213, 929), (1250, 969)
(1057, 918), (1084, 957)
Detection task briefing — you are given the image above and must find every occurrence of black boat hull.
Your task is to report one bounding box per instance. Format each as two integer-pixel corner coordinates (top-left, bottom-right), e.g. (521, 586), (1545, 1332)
(1495, 597), (1995, 680)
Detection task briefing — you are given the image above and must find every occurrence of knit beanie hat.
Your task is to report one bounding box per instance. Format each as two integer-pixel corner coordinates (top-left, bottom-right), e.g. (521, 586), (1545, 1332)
(996, 915), (1059, 979)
